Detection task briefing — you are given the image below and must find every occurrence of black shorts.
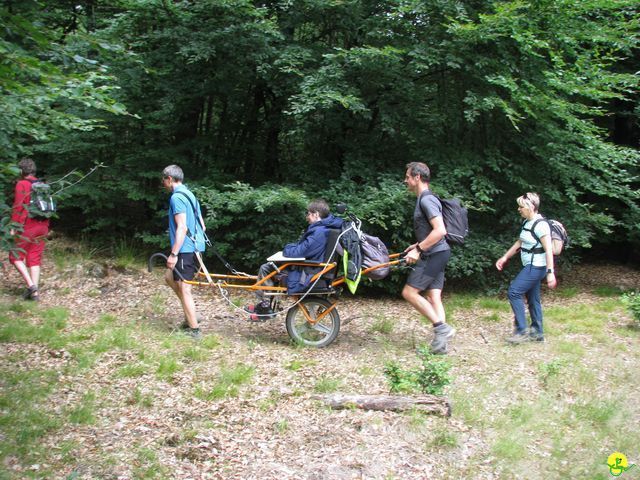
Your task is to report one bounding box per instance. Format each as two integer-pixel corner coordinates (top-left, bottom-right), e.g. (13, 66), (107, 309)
(406, 249), (451, 291)
(173, 252), (198, 281)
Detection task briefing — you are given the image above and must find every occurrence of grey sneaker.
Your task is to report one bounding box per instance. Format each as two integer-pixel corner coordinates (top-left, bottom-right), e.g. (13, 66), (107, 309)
(529, 331), (545, 342)
(180, 314), (203, 329)
(182, 328), (202, 340)
(430, 324), (456, 354)
(506, 333), (531, 344)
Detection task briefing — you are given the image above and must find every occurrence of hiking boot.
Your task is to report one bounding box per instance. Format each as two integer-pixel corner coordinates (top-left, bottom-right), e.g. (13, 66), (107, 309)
(529, 331), (545, 342)
(182, 327), (202, 340)
(506, 333), (531, 344)
(430, 324), (456, 354)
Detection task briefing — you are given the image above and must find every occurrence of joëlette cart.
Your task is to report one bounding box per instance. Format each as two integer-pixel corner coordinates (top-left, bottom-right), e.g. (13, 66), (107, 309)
(149, 208), (404, 347)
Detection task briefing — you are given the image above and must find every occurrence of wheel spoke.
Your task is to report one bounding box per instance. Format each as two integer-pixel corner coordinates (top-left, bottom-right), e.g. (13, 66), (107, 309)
(296, 322), (310, 335)
(312, 322), (332, 335)
(286, 298), (340, 347)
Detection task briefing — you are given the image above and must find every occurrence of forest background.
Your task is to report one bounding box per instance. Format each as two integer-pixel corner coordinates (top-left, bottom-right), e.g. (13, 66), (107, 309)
(2, 0), (639, 290)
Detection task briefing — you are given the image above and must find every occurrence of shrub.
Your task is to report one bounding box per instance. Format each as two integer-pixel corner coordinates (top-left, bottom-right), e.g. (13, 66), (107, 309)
(622, 291), (640, 326)
(384, 347), (452, 395)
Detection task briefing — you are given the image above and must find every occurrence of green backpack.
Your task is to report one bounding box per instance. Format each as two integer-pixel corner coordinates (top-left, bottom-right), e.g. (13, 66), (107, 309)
(28, 180), (57, 219)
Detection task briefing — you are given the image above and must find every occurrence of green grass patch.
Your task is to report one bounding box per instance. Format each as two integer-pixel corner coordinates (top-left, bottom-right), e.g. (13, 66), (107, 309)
(429, 426), (459, 449)
(285, 359), (304, 371)
(156, 356), (182, 380)
(369, 315), (394, 335)
(482, 312), (501, 323)
(67, 391), (97, 425)
(571, 399), (621, 429)
(92, 327), (137, 353)
(592, 286), (626, 297)
(538, 359), (565, 388)
(546, 301), (622, 336)
(313, 375), (342, 393)
(4, 302), (34, 315)
(492, 432), (526, 461)
(555, 286), (579, 298)
(116, 362), (148, 378)
(449, 391), (488, 427)
(0, 369), (61, 461)
(506, 402), (535, 426)
(477, 297), (510, 312)
(183, 345), (208, 362)
(148, 293), (167, 316)
(67, 347), (98, 370)
(0, 306), (69, 348)
(194, 363), (255, 400)
(358, 365), (375, 376)
(258, 391), (282, 412)
(127, 387), (154, 408)
(554, 340), (585, 357)
(112, 237), (143, 270)
(446, 293), (479, 313)
(200, 334), (221, 349)
(48, 243), (99, 270)
(274, 419), (289, 434)
(133, 446), (169, 479)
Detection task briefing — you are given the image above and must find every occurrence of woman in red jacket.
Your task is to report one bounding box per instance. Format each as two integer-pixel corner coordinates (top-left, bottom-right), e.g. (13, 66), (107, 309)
(9, 158), (50, 301)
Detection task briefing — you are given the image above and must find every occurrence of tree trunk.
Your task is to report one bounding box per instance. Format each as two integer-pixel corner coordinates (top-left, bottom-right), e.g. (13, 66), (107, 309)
(313, 394), (451, 417)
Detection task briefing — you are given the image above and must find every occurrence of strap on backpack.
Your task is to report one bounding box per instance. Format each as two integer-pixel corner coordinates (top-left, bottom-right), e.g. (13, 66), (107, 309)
(170, 191), (207, 249)
(520, 218), (546, 264)
(170, 191), (241, 274)
(418, 191), (445, 246)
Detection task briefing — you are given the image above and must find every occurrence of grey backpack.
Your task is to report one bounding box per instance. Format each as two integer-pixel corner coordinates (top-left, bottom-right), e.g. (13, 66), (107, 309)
(361, 233), (390, 280)
(28, 180), (56, 219)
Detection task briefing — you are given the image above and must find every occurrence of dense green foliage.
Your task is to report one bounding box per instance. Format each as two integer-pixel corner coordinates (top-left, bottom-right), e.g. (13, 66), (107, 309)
(622, 291), (640, 326)
(0, 1), (132, 251)
(2, 0), (639, 287)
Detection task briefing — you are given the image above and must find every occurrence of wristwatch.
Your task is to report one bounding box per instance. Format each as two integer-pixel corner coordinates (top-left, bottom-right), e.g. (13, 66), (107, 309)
(547, 268), (554, 274)
(415, 244), (424, 253)
(169, 252), (178, 258)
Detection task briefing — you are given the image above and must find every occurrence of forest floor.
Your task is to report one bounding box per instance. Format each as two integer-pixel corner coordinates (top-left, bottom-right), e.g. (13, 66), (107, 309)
(1, 237), (640, 480)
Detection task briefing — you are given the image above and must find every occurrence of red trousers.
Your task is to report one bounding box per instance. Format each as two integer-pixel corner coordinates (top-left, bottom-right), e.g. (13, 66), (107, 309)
(9, 220), (49, 267)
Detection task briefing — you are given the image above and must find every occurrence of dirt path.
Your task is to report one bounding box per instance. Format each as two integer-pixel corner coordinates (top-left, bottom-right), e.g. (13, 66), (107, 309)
(1, 247), (639, 479)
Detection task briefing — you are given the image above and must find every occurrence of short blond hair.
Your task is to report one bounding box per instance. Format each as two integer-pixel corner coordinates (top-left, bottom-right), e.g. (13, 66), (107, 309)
(517, 192), (540, 212)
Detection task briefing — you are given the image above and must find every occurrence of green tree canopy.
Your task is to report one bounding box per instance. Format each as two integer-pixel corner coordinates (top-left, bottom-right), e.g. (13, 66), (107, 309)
(4, 0), (640, 285)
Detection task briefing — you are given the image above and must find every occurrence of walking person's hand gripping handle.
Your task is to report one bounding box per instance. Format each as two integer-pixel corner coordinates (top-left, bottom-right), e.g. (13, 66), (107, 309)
(404, 243), (420, 265)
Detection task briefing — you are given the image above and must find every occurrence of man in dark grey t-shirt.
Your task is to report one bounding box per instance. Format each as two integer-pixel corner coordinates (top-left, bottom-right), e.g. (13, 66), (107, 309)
(402, 162), (456, 354)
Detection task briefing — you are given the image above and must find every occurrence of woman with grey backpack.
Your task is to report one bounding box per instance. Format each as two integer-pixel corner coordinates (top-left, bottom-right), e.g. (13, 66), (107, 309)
(496, 192), (557, 343)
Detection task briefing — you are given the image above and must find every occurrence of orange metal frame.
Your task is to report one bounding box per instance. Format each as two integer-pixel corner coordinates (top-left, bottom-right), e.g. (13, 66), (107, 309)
(183, 253), (404, 295)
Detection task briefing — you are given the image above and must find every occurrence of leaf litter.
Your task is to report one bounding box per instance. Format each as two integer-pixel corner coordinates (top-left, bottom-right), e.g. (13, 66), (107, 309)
(0, 242), (639, 479)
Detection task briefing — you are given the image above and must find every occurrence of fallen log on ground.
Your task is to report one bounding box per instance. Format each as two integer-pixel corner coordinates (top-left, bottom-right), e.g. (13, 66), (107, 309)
(313, 393), (451, 417)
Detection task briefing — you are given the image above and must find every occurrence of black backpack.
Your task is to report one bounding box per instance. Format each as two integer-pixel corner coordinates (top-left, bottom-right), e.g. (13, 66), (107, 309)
(27, 179), (56, 219)
(521, 217), (569, 258)
(422, 192), (469, 246)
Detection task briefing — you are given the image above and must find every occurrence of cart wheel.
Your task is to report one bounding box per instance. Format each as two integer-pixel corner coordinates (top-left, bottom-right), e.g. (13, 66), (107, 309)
(285, 297), (340, 348)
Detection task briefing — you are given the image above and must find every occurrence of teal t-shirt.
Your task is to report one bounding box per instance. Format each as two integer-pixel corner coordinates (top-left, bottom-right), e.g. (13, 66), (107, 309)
(168, 185), (205, 253)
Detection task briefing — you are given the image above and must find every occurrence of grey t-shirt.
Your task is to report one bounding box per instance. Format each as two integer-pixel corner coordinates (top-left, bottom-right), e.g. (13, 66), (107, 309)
(413, 191), (450, 254)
